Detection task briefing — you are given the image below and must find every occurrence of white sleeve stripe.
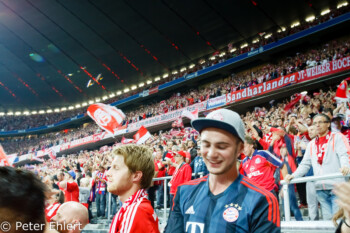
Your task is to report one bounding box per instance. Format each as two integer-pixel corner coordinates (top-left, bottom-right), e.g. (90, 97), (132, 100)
(120, 203), (136, 233)
(126, 199), (144, 233)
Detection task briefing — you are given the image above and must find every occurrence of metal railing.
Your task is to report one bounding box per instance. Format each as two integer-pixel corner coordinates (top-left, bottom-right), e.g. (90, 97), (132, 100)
(280, 172), (350, 221)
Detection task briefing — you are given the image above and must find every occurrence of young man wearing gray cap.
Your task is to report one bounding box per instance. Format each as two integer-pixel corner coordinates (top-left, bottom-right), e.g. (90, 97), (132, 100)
(165, 109), (280, 233)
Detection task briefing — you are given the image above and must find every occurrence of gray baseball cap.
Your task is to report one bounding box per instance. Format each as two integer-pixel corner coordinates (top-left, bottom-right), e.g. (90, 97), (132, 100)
(191, 109), (245, 142)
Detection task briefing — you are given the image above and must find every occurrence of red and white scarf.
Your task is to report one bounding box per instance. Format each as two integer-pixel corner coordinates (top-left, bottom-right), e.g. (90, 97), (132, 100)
(109, 189), (148, 233)
(315, 131), (331, 165)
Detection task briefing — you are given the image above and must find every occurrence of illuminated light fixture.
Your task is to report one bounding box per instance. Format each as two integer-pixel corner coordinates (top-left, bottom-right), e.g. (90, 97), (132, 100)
(124, 88), (130, 93)
(189, 64), (195, 69)
(68, 106), (74, 110)
(88, 100), (94, 104)
(31, 111), (37, 114)
(7, 112), (14, 116)
(109, 93), (115, 98)
(264, 33), (272, 39)
(61, 107), (67, 111)
(15, 111), (21, 116)
(0, 112), (5, 116)
(102, 95), (108, 100)
(95, 98), (101, 102)
(163, 73), (168, 78)
(82, 102), (88, 107)
(305, 15), (315, 22)
(117, 91), (122, 95)
(278, 26), (286, 33)
(291, 21), (300, 28)
(209, 56), (216, 60)
(146, 80), (152, 85)
(300, 91), (308, 95)
(39, 110), (45, 114)
(321, 9), (330, 15)
(219, 52), (226, 57)
(23, 111), (30, 115)
(139, 82), (144, 87)
(230, 48), (237, 53)
(337, 1), (348, 8)
(180, 67), (187, 72)
(154, 76), (161, 82)
(75, 104), (81, 108)
(240, 43), (248, 49)
(47, 109), (53, 113)
(131, 85), (137, 90)
(68, 73), (73, 76)
(54, 108), (60, 112)
(172, 70), (178, 75)
(252, 38), (259, 43)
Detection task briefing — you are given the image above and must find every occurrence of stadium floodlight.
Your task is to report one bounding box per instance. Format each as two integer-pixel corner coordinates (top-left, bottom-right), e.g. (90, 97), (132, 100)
(252, 38), (259, 44)
(219, 52), (226, 57)
(47, 109), (53, 113)
(23, 111), (30, 115)
(131, 85), (137, 90)
(82, 102), (88, 107)
(209, 56), (216, 60)
(31, 111), (37, 114)
(15, 111), (21, 116)
(61, 107), (67, 111)
(321, 9), (330, 15)
(337, 1), (348, 8)
(95, 98), (101, 102)
(39, 110), (45, 114)
(75, 104), (81, 108)
(189, 64), (195, 69)
(180, 67), (187, 72)
(305, 15), (315, 22)
(139, 82), (144, 87)
(68, 106), (74, 110)
(54, 108), (60, 112)
(230, 48), (237, 53)
(264, 33), (272, 39)
(0, 112), (5, 116)
(116, 91), (122, 95)
(172, 70), (178, 75)
(154, 76), (161, 82)
(146, 80), (152, 85)
(102, 95), (108, 100)
(7, 112), (14, 116)
(88, 100), (94, 104)
(291, 21), (300, 28)
(163, 73), (169, 78)
(109, 93), (115, 98)
(124, 88), (130, 93)
(240, 43), (248, 49)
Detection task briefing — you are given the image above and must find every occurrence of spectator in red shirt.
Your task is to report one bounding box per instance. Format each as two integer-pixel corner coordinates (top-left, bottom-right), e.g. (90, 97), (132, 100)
(169, 151), (192, 208)
(57, 171), (80, 203)
(148, 147), (166, 209)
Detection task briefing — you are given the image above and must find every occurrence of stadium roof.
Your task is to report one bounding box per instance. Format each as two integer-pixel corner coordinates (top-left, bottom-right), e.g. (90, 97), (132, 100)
(0, 0), (338, 111)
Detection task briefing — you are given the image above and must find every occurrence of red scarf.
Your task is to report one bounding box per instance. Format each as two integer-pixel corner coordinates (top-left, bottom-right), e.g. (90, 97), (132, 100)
(315, 131), (331, 165)
(109, 189), (148, 233)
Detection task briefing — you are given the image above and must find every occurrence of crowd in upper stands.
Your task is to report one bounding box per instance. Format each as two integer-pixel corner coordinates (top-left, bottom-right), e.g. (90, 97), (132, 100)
(2, 34), (349, 155)
(0, 4), (349, 132)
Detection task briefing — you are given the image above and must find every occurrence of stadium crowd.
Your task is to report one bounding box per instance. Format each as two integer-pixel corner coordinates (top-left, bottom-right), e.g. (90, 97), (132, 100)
(0, 4), (349, 132)
(2, 35), (350, 156)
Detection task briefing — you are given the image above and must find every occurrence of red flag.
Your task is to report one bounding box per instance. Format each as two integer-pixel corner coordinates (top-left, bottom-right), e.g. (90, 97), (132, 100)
(87, 103), (125, 135)
(133, 126), (151, 144)
(47, 148), (57, 160)
(284, 94), (302, 111)
(181, 108), (199, 120)
(335, 80), (349, 102)
(0, 145), (11, 166)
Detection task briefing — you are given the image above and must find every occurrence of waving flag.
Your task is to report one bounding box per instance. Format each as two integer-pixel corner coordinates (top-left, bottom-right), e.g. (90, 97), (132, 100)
(335, 80), (349, 103)
(0, 145), (11, 167)
(181, 108), (199, 120)
(87, 103), (125, 135)
(133, 126), (151, 144)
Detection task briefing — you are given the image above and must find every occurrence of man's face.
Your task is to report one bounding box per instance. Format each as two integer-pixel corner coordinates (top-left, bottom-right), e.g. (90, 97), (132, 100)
(155, 149), (162, 160)
(106, 155), (132, 196)
(306, 118), (312, 126)
(243, 142), (254, 157)
(313, 116), (330, 136)
(200, 128), (243, 176)
(308, 126), (317, 139)
(51, 205), (73, 233)
(174, 153), (183, 164)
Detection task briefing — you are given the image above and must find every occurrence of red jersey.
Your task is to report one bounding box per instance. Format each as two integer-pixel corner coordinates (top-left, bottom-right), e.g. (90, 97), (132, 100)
(45, 202), (61, 222)
(242, 150), (283, 191)
(154, 159), (166, 186)
(58, 181), (79, 202)
(109, 189), (159, 233)
(169, 163), (192, 194)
